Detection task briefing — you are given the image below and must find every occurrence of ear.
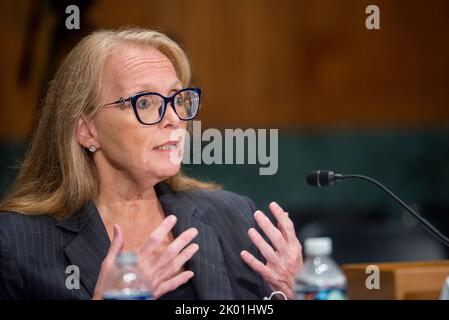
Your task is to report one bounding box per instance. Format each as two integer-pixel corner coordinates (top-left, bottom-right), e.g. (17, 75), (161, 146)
(75, 114), (99, 150)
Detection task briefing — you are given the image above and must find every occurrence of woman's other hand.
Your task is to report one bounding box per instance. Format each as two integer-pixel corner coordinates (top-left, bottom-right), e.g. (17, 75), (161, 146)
(241, 202), (303, 300)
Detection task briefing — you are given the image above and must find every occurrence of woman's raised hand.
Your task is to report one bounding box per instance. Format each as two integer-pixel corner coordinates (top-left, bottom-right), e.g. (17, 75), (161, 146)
(93, 215), (198, 300)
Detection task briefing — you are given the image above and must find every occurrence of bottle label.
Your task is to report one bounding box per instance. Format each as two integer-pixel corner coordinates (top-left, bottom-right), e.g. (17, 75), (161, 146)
(103, 292), (153, 300)
(295, 285), (346, 300)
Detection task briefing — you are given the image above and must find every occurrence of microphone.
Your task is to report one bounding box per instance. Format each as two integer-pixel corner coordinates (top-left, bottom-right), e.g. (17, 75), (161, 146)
(306, 170), (449, 247)
(306, 170), (343, 187)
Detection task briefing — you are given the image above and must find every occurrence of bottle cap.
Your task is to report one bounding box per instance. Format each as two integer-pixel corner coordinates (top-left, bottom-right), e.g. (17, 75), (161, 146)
(115, 252), (138, 266)
(304, 237), (332, 256)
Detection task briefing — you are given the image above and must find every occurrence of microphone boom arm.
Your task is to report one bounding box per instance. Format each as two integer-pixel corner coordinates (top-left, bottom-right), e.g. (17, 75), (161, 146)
(339, 174), (449, 247)
(307, 170), (449, 248)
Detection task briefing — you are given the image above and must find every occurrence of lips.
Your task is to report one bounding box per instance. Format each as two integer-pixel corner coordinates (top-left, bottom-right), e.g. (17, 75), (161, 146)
(153, 140), (180, 151)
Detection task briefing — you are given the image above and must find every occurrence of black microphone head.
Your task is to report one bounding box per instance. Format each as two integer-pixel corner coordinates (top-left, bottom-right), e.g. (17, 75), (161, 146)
(306, 170), (339, 187)
(306, 171), (320, 187)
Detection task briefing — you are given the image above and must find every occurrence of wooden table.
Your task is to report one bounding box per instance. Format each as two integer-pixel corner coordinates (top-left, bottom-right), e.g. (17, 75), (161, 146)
(342, 260), (449, 299)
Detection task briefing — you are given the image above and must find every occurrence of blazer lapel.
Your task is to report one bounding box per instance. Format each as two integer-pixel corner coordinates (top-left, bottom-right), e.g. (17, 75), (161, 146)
(156, 183), (234, 300)
(55, 182), (234, 300)
(56, 202), (110, 297)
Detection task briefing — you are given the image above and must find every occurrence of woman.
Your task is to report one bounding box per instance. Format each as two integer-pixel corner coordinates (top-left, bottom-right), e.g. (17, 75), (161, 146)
(0, 28), (302, 300)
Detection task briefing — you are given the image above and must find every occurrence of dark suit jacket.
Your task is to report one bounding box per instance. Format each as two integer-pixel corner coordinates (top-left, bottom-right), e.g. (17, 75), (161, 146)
(0, 183), (272, 300)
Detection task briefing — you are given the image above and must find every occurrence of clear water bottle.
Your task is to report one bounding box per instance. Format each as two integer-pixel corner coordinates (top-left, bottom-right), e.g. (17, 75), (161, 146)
(295, 237), (347, 300)
(102, 252), (153, 300)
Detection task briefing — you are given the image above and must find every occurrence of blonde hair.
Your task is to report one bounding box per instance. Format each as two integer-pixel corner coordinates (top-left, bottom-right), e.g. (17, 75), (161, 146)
(0, 28), (218, 219)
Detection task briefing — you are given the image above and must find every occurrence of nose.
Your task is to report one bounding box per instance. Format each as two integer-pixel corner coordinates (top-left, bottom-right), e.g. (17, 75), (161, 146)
(159, 101), (181, 128)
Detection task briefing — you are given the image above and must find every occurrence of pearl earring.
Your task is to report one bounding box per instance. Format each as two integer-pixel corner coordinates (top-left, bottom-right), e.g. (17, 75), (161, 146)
(88, 145), (97, 153)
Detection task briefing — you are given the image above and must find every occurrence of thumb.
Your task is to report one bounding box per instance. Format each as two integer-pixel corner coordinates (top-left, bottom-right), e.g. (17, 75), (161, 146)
(93, 225), (124, 300)
(108, 224), (124, 258)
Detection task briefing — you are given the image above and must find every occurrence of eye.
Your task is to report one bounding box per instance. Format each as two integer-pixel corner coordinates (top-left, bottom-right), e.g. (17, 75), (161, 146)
(175, 96), (184, 106)
(137, 97), (153, 109)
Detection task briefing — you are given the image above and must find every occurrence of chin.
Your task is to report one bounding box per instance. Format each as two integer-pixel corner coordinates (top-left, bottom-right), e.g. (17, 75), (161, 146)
(154, 163), (181, 181)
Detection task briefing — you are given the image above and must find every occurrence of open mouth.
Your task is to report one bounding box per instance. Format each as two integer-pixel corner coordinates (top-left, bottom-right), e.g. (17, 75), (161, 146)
(153, 141), (180, 151)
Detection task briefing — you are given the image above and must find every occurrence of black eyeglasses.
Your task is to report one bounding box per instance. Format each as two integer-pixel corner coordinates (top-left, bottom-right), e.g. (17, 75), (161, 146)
(99, 87), (201, 125)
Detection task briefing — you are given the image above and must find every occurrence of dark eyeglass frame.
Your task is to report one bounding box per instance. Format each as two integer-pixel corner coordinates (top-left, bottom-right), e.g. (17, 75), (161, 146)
(99, 87), (201, 125)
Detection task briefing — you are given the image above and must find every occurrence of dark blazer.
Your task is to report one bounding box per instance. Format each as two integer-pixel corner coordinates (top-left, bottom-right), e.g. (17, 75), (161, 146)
(0, 183), (272, 300)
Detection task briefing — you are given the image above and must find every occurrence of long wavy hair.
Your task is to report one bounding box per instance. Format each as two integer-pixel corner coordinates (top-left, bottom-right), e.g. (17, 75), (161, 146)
(0, 28), (217, 219)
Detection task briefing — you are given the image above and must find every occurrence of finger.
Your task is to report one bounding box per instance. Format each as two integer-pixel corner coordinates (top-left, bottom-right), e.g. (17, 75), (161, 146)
(247, 228), (279, 265)
(94, 225), (124, 300)
(254, 210), (286, 253)
(156, 228), (198, 268)
(240, 250), (277, 283)
(153, 271), (195, 299)
(139, 215), (177, 254)
(157, 243), (199, 284)
(268, 202), (296, 243)
(105, 224), (124, 264)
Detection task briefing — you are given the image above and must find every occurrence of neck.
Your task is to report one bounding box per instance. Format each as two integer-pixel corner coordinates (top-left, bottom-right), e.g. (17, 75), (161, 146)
(93, 155), (165, 227)
(95, 188), (160, 222)
(94, 175), (168, 250)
